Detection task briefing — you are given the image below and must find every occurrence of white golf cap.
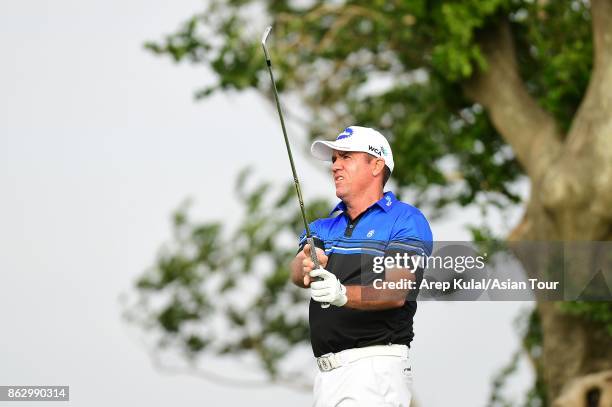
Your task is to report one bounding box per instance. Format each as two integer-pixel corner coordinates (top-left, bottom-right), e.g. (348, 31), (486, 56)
(311, 126), (394, 172)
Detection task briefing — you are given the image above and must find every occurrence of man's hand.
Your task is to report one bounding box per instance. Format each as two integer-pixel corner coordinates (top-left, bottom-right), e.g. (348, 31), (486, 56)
(302, 244), (328, 287)
(310, 269), (347, 307)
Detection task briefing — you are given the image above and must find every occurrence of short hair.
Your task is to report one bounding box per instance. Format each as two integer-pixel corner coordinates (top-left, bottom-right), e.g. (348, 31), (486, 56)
(382, 166), (391, 187)
(365, 154), (391, 187)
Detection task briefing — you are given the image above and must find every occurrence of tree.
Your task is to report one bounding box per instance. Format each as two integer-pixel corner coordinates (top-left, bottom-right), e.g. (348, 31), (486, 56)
(125, 0), (612, 404)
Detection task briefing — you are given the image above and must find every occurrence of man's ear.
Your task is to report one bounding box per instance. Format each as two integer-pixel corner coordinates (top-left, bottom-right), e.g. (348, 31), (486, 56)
(372, 158), (385, 177)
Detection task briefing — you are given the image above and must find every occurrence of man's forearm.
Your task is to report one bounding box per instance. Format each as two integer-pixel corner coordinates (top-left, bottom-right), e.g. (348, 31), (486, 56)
(344, 285), (406, 310)
(343, 268), (416, 310)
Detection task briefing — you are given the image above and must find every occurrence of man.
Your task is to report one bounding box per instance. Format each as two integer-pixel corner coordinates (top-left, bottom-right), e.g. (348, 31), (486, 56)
(290, 126), (433, 407)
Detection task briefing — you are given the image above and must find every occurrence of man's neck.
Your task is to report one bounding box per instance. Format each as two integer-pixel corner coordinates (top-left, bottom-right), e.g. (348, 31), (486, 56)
(344, 190), (384, 221)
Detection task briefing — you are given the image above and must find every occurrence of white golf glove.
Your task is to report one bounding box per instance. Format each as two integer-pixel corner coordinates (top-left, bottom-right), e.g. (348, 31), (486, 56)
(309, 268), (348, 307)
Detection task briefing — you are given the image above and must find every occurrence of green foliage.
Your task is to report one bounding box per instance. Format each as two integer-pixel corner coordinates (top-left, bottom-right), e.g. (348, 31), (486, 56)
(124, 170), (329, 375)
(512, 0), (593, 132)
(487, 307), (547, 407)
(558, 302), (612, 336)
(487, 349), (521, 407)
(146, 2), (594, 219)
(520, 308), (548, 406)
(432, 0), (509, 80)
(144, 1), (593, 213)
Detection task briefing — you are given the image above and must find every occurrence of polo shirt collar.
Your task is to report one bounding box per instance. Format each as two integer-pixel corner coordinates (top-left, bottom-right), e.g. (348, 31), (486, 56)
(329, 191), (396, 215)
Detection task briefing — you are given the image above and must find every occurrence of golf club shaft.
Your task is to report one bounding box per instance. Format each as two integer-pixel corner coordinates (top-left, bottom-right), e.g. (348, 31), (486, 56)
(262, 43), (310, 236)
(261, 26), (329, 308)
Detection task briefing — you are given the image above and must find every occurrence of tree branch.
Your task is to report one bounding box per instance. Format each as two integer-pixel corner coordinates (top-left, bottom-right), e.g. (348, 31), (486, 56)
(463, 20), (563, 184)
(566, 0), (612, 149)
(148, 349), (313, 392)
(553, 0), (612, 218)
(590, 0), (612, 71)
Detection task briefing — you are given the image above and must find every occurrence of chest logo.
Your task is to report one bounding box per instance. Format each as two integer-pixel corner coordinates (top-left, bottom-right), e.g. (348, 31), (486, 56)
(367, 229), (375, 238)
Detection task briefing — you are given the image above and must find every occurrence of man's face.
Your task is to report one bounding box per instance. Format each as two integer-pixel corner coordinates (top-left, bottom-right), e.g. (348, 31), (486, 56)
(331, 150), (377, 200)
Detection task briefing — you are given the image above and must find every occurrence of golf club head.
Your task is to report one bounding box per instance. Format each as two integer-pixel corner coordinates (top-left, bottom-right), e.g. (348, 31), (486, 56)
(261, 25), (272, 46)
(261, 26), (272, 61)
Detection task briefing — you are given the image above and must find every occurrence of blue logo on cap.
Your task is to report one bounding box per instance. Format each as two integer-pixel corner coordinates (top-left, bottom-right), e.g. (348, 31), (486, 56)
(336, 127), (353, 140)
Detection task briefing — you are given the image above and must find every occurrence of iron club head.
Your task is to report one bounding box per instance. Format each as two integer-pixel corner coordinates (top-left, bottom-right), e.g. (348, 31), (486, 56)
(262, 25), (272, 46)
(261, 26), (272, 60)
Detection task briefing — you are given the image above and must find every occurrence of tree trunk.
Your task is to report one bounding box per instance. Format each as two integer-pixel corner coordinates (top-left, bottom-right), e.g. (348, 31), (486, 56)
(464, 6), (612, 401)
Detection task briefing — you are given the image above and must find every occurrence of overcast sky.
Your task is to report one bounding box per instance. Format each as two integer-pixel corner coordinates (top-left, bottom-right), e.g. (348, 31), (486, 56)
(0, 1), (533, 406)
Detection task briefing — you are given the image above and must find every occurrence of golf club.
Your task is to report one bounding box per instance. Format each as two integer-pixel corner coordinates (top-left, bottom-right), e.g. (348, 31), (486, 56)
(261, 25), (329, 308)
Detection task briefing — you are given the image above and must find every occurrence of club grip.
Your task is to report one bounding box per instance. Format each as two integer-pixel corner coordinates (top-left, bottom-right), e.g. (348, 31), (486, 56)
(307, 236), (321, 269)
(307, 236), (330, 309)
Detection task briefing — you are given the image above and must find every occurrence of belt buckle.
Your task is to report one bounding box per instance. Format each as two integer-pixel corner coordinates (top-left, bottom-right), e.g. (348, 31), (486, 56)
(317, 353), (334, 372)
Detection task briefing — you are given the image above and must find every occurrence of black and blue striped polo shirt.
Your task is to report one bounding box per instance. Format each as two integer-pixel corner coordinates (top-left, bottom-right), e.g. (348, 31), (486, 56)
(298, 191), (433, 357)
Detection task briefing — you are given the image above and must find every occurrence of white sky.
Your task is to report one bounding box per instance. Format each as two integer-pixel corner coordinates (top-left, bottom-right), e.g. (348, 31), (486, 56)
(0, 1), (533, 406)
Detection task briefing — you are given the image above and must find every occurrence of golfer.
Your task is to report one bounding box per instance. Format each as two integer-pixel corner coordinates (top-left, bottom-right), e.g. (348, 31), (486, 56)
(290, 126), (433, 407)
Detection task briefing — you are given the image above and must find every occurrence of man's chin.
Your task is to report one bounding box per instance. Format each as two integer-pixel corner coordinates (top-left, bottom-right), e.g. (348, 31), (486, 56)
(335, 187), (347, 200)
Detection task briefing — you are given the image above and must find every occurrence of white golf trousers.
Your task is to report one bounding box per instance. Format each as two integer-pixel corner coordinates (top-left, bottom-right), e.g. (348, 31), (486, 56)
(312, 351), (413, 407)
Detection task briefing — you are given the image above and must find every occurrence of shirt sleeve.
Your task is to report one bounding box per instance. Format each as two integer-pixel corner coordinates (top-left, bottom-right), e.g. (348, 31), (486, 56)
(382, 210), (433, 300)
(297, 220), (325, 254)
(386, 209), (433, 257)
